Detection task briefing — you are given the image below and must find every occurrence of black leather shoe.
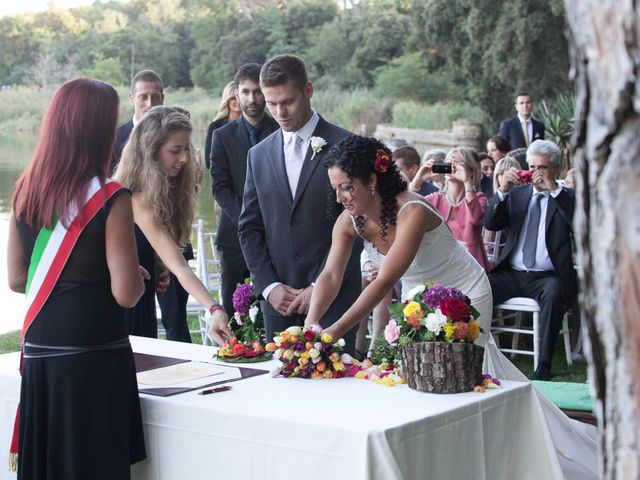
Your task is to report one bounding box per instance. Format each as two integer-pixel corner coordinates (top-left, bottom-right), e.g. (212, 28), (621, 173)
(532, 363), (553, 381)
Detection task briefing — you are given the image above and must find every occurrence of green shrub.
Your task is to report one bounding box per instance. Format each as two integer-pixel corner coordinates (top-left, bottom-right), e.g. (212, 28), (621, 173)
(374, 54), (466, 104)
(0, 87), (51, 133)
(392, 101), (488, 131)
(313, 86), (390, 134)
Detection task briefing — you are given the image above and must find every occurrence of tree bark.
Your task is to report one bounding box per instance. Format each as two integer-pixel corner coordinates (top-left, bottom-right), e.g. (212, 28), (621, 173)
(400, 342), (484, 394)
(565, 1), (640, 477)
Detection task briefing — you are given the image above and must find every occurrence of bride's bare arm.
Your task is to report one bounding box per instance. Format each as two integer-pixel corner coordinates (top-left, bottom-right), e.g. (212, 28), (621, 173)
(324, 203), (440, 341)
(304, 212), (357, 327)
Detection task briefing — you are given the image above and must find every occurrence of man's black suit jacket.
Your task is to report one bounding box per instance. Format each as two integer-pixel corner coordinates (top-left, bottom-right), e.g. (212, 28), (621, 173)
(109, 119), (134, 176)
(498, 116), (545, 150)
(484, 185), (577, 297)
(209, 116), (279, 250)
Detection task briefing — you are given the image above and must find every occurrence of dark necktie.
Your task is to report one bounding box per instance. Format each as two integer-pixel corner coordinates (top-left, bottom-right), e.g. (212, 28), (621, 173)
(522, 194), (543, 269)
(248, 126), (260, 147)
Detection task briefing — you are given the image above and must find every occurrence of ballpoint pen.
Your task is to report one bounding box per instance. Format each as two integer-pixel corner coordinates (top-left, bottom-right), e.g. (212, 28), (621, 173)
(199, 385), (232, 395)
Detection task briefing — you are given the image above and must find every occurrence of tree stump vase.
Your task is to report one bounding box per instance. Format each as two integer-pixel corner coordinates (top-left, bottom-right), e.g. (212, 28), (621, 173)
(399, 342), (484, 394)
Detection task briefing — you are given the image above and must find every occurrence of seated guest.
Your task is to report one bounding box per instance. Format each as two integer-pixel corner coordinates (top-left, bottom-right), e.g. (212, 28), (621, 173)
(425, 147), (489, 270)
(385, 137), (412, 151)
(506, 147), (528, 170)
(477, 152), (495, 199)
(564, 168), (576, 189)
(485, 140), (576, 380)
(493, 156), (522, 193)
(406, 148), (447, 193)
(486, 135), (511, 164)
(483, 156), (522, 267)
(394, 145), (439, 196)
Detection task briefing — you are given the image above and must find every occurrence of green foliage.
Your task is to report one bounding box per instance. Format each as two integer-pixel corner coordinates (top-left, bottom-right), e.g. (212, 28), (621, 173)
(413, 0), (571, 129)
(0, 331), (21, 354)
(313, 85), (390, 134)
(536, 93), (576, 172)
(0, 0), (573, 136)
(370, 331), (398, 365)
(82, 56), (127, 86)
(0, 87), (51, 133)
(375, 54), (466, 103)
(391, 101), (488, 130)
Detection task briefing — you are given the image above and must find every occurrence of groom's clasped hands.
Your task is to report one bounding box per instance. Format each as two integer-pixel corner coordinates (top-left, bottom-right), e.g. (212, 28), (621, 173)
(269, 284), (314, 316)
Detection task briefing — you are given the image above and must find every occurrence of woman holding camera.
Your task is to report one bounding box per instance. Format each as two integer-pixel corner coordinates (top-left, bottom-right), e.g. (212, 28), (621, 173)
(424, 147), (489, 270)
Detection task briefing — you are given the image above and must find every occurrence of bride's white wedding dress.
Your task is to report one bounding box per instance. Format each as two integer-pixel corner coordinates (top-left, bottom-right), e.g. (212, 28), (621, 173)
(358, 200), (598, 480)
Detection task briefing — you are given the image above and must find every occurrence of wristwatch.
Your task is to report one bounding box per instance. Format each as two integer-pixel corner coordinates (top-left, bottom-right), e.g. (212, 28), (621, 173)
(465, 186), (477, 193)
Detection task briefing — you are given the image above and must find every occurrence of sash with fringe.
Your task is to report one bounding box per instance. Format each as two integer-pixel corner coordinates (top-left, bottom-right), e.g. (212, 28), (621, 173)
(9, 177), (123, 471)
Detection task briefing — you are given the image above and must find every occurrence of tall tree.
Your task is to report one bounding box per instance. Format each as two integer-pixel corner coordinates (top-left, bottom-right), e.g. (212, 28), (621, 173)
(565, 0), (640, 477)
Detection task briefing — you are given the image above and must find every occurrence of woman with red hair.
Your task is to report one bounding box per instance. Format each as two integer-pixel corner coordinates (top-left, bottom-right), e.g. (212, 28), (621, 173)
(8, 78), (147, 479)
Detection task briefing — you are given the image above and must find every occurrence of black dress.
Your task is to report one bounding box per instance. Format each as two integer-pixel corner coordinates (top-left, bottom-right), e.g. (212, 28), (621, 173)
(124, 225), (157, 338)
(16, 191), (146, 480)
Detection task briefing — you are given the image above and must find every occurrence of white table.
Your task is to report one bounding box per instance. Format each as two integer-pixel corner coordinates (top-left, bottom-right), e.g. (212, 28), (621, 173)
(0, 336), (563, 480)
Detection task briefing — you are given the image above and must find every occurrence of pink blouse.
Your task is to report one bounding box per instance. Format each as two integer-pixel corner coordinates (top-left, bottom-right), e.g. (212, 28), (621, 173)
(424, 191), (489, 270)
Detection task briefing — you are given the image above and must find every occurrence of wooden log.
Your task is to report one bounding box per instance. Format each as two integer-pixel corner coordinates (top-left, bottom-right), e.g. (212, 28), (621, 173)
(399, 342), (484, 394)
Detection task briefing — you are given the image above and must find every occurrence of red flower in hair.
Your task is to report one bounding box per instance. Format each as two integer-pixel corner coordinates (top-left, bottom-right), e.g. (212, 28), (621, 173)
(374, 149), (392, 173)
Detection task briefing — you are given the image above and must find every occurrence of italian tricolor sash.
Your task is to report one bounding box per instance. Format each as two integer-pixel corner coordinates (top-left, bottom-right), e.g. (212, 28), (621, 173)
(9, 177), (124, 469)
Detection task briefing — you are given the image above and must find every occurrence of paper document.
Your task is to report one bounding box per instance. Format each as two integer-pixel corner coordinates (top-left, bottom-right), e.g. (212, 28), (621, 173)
(137, 362), (224, 387)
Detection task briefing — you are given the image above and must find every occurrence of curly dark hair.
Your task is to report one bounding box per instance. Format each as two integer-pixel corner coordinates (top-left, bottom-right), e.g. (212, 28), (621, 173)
(325, 135), (407, 241)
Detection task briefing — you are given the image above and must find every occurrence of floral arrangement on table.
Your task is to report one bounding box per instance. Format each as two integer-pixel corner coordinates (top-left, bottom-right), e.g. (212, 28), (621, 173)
(384, 283), (486, 394)
(216, 279), (272, 363)
(265, 325), (406, 385)
(266, 325), (347, 378)
(383, 283), (482, 359)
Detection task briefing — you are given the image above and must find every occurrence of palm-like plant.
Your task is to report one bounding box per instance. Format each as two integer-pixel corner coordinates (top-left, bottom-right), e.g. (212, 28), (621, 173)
(536, 94), (576, 175)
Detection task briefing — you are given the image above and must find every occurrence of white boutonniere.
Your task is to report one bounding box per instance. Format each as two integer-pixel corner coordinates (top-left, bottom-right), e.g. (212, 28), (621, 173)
(310, 136), (327, 159)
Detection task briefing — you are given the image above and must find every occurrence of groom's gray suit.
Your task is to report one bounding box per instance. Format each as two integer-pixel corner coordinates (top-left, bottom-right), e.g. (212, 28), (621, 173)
(238, 115), (362, 349)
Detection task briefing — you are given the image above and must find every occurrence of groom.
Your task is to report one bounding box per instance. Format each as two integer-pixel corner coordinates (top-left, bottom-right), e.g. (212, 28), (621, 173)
(237, 54), (362, 350)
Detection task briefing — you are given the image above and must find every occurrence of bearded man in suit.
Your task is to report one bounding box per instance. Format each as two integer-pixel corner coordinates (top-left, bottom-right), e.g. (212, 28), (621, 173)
(209, 63), (279, 319)
(216, 54), (362, 350)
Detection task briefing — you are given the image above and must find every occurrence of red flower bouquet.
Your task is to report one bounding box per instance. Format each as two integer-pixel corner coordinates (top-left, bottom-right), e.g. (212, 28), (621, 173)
(215, 279), (272, 363)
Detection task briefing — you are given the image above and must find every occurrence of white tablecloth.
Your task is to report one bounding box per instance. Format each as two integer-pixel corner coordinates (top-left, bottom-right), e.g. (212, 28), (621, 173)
(0, 336), (563, 479)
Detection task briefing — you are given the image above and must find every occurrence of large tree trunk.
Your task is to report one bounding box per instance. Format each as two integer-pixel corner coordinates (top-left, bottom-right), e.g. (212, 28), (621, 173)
(565, 2), (640, 477)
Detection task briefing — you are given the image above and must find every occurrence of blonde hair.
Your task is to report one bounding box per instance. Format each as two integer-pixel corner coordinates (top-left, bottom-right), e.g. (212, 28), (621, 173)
(445, 146), (481, 190)
(493, 156), (521, 192)
(212, 81), (237, 122)
(114, 106), (196, 246)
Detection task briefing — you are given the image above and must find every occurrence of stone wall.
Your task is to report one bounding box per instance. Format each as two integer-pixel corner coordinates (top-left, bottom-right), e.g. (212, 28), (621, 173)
(373, 120), (484, 156)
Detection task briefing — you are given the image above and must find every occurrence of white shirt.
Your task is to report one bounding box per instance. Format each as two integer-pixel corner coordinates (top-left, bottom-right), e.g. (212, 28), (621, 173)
(497, 186), (563, 272)
(282, 111), (319, 197)
(262, 111), (320, 301)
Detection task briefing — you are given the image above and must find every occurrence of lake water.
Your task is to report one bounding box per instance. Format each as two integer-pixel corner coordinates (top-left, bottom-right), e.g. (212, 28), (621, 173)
(0, 131), (218, 334)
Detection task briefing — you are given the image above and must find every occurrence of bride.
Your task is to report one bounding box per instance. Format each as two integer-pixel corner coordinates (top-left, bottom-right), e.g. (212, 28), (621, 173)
(304, 135), (597, 480)
(303, 135), (493, 344)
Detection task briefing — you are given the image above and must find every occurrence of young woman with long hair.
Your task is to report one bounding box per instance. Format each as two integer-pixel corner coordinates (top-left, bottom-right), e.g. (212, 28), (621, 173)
(114, 106), (231, 344)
